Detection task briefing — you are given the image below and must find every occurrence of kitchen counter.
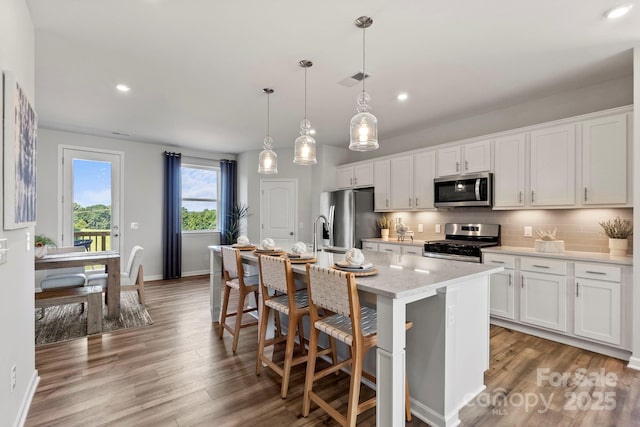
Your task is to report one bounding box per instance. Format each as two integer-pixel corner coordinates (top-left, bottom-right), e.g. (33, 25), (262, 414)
(483, 245), (633, 265)
(208, 246), (501, 427)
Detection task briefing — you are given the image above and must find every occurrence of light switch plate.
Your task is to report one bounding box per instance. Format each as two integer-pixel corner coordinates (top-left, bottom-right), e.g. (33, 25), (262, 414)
(417, 224), (423, 232)
(435, 224), (441, 233)
(524, 226), (533, 237)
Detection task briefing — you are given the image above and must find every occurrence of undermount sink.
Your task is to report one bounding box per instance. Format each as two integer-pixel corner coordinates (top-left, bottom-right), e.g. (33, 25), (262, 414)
(321, 246), (349, 254)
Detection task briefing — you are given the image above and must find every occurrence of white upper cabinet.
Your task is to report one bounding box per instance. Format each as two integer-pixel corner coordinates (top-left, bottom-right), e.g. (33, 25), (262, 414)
(373, 160), (391, 211)
(336, 163), (374, 189)
(493, 133), (526, 208)
(437, 140), (491, 177)
(413, 151), (436, 209)
(390, 155), (415, 210)
(581, 113), (628, 206)
(529, 124), (576, 206)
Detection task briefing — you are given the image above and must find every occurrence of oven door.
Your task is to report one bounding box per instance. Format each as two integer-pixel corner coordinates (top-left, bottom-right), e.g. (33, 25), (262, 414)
(434, 173), (492, 208)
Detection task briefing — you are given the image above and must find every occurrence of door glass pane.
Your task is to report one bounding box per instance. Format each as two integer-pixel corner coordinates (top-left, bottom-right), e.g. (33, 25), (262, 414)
(73, 159), (112, 251)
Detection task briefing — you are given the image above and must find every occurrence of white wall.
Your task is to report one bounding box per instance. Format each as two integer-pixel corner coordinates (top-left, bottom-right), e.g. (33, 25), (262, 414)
(237, 144), (348, 245)
(346, 75), (633, 162)
(0, 1), (37, 425)
(35, 129), (234, 279)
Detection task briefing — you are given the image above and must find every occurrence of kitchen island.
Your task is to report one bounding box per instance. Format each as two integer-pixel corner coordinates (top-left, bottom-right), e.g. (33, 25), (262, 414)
(208, 246), (502, 427)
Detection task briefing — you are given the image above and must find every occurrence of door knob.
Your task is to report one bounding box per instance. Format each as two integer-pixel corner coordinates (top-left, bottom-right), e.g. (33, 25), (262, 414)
(289, 232), (294, 236)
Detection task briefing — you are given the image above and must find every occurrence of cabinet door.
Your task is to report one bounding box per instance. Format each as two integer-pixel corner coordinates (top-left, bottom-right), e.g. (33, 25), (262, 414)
(530, 124), (576, 206)
(493, 134), (526, 208)
(582, 114), (628, 205)
(463, 140), (491, 173)
(520, 271), (567, 332)
(336, 167), (353, 189)
(490, 270), (515, 319)
(401, 245), (422, 256)
(378, 243), (402, 254)
(362, 241), (378, 251)
(373, 160), (391, 211)
(574, 279), (621, 345)
(437, 146), (461, 177)
(413, 151), (435, 209)
(353, 163), (374, 187)
(390, 156), (414, 210)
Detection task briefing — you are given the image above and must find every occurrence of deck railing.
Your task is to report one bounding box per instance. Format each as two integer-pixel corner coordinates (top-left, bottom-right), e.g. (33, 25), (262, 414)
(73, 230), (110, 251)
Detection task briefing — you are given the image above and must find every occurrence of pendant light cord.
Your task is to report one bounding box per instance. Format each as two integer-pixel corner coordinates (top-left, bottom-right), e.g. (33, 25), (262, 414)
(267, 92), (270, 138)
(304, 65), (308, 120)
(362, 26), (366, 94)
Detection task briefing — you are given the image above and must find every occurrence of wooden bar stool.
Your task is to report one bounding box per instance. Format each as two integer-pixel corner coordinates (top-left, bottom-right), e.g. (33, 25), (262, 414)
(220, 246), (260, 353)
(256, 255), (337, 398)
(302, 264), (412, 426)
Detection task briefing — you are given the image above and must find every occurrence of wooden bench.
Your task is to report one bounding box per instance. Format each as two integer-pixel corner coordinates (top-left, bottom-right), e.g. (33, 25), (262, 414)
(35, 286), (103, 335)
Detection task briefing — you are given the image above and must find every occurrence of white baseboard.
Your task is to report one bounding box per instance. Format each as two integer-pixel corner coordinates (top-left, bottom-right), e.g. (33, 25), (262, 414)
(182, 270), (209, 277)
(627, 356), (640, 371)
(14, 370), (39, 427)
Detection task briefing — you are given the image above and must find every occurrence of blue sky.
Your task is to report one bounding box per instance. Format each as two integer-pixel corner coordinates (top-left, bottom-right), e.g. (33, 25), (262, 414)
(181, 166), (217, 212)
(73, 159), (111, 207)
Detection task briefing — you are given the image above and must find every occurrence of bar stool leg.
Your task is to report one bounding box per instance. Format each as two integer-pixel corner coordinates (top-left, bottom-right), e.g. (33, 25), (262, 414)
(281, 313), (298, 398)
(346, 348), (364, 426)
(219, 285), (231, 338)
(302, 325), (319, 416)
(231, 287), (247, 353)
(256, 304), (271, 375)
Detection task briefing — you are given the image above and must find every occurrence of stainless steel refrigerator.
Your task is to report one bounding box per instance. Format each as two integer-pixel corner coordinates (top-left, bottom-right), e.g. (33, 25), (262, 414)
(319, 188), (381, 249)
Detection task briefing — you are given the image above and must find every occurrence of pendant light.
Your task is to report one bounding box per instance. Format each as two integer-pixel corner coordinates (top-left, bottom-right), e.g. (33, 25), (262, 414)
(349, 16), (378, 151)
(258, 88), (278, 174)
(293, 59), (317, 165)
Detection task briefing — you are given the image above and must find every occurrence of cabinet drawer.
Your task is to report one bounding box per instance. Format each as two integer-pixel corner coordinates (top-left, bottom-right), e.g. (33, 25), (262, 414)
(520, 257), (567, 275)
(575, 263), (621, 282)
(362, 242), (378, 251)
(401, 245), (423, 256)
(378, 243), (402, 254)
(483, 253), (515, 269)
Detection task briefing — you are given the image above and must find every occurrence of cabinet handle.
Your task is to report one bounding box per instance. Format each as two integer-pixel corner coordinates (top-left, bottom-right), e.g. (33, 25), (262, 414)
(384, 249), (393, 252)
(415, 198), (419, 206)
(354, 177), (358, 185)
(491, 260), (505, 264)
(585, 270), (606, 275)
(532, 264), (550, 269)
(456, 162), (460, 172)
(409, 198), (412, 207)
(519, 191), (523, 203)
(531, 190), (535, 203)
(386, 199), (389, 208)
(465, 160), (469, 171)
(350, 178), (353, 186)
(576, 282), (580, 297)
(521, 277), (524, 288)
(584, 187), (588, 202)
(508, 273), (512, 287)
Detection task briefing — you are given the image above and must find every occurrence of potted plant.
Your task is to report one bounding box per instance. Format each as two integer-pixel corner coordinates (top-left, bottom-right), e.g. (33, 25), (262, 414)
(599, 217), (633, 256)
(376, 216), (391, 241)
(223, 203), (249, 245)
(34, 235), (57, 258)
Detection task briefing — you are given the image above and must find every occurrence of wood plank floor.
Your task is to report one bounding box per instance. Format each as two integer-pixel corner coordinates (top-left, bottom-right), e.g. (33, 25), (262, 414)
(26, 276), (640, 426)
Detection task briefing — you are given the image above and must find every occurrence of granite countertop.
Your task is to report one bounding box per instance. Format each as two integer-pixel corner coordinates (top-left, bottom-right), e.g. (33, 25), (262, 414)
(210, 245), (502, 300)
(361, 238), (425, 247)
(482, 246), (633, 266)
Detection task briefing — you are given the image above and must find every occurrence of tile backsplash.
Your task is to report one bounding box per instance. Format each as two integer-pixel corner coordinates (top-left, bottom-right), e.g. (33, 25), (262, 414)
(382, 208), (633, 254)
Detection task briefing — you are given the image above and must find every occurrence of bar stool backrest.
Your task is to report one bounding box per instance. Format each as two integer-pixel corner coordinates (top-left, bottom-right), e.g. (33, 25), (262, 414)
(258, 255), (290, 294)
(221, 246), (240, 280)
(306, 264), (354, 317)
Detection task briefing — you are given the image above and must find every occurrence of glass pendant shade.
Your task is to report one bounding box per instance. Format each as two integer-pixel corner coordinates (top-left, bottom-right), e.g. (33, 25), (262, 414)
(258, 136), (278, 174)
(349, 92), (378, 151)
(293, 119), (317, 165)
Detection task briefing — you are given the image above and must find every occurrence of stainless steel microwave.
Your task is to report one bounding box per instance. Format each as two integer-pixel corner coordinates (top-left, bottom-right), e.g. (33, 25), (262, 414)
(434, 173), (493, 208)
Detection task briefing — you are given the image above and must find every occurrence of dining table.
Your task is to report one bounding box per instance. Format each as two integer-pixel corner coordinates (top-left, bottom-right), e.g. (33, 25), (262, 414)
(209, 245), (502, 427)
(35, 250), (121, 318)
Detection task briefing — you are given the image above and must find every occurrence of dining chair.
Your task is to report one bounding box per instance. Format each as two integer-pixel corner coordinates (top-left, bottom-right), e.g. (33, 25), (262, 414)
(86, 245), (145, 304)
(256, 255), (337, 398)
(220, 246), (259, 353)
(302, 264), (412, 426)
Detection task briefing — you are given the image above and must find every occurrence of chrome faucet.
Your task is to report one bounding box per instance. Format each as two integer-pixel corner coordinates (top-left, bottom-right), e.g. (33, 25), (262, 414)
(313, 214), (329, 254)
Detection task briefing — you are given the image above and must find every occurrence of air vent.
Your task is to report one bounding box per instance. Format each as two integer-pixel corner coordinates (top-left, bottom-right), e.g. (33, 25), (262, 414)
(338, 71), (372, 87)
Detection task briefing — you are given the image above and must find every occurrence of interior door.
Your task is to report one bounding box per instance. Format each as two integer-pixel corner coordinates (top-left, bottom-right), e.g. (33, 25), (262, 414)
(260, 179), (297, 248)
(61, 147), (122, 254)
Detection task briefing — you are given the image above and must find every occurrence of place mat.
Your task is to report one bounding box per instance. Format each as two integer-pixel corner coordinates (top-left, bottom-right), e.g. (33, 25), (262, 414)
(253, 249), (285, 256)
(334, 261), (374, 270)
(284, 255), (317, 264)
(332, 266), (378, 276)
(232, 244), (256, 251)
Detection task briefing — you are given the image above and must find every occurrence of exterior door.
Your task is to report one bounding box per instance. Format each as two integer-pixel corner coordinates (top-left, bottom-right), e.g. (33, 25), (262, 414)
(61, 147), (122, 254)
(260, 179), (297, 248)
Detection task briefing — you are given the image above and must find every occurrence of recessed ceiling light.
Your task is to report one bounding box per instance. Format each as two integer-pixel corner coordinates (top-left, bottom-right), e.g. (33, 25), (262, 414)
(605, 4), (633, 19)
(116, 84), (131, 92)
(397, 92), (409, 101)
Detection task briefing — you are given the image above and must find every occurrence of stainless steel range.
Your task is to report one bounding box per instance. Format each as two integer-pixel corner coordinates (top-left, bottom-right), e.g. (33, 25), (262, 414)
(423, 223), (500, 263)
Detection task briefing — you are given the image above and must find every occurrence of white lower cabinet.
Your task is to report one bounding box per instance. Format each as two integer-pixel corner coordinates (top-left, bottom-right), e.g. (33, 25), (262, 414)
(362, 241), (378, 251)
(377, 243), (401, 254)
(574, 263), (622, 345)
(520, 271), (567, 332)
(485, 254), (515, 320)
(400, 245), (423, 256)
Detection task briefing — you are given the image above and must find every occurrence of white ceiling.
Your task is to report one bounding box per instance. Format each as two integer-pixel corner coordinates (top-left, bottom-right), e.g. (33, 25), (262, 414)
(26, 0), (639, 154)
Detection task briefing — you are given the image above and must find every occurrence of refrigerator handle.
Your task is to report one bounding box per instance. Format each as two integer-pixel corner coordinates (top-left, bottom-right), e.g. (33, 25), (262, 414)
(328, 205), (335, 247)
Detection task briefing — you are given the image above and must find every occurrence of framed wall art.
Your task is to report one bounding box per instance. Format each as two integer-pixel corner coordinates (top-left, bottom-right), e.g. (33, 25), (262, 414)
(3, 70), (38, 230)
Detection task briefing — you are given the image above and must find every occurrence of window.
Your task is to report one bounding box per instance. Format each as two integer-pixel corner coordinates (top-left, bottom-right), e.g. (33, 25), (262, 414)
(181, 164), (219, 231)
